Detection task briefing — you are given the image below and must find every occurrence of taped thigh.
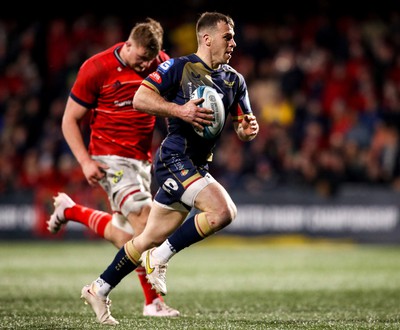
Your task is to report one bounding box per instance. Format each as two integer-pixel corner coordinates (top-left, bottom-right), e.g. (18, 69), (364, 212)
(181, 172), (216, 207)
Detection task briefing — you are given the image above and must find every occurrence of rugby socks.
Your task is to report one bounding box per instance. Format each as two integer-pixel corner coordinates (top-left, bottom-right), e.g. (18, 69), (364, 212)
(100, 240), (140, 287)
(136, 266), (163, 304)
(160, 212), (214, 261)
(91, 277), (113, 297)
(65, 206), (160, 304)
(64, 205), (110, 237)
(153, 239), (176, 264)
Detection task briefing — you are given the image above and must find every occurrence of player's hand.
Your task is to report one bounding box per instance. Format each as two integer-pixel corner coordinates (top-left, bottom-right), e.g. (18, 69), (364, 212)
(240, 114), (259, 140)
(81, 159), (109, 186)
(180, 98), (214, 131)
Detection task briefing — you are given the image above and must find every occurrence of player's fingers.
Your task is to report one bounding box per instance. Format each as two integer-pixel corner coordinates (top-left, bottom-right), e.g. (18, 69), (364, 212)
(193, 97), (204, 106)
(88, 178), (97, 186)
(192, 122), (205, 131)
(98, 162), (110, 170)
(195, 118), (211, 126)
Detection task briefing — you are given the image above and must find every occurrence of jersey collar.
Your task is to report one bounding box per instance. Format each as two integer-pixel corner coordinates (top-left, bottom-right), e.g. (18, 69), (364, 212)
(114, 45), (127, 67)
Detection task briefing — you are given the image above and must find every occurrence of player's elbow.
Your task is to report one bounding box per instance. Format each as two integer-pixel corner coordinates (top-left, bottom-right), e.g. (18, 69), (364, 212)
(132, 85), (152, 111)
(132, 93), (144, 111)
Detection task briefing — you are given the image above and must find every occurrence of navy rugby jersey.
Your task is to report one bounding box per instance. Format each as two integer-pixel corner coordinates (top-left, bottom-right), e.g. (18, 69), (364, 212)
(142, 53), (253, 165)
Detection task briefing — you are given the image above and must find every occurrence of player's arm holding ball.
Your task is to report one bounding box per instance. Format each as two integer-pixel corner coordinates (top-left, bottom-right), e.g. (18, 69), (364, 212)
(133, 84), (214, 131)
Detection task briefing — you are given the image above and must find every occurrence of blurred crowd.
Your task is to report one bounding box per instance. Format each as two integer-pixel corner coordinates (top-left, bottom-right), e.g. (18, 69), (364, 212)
(1, 9), (400, 201)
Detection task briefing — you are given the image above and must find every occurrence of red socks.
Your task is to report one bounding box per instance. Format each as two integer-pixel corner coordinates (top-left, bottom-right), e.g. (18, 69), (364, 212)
(64, 205), (111, 238)
(136, 266), (163, 305)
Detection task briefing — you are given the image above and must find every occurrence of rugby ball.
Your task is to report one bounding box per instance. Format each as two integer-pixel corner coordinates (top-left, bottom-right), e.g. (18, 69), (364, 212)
(190, 86), (225, 139)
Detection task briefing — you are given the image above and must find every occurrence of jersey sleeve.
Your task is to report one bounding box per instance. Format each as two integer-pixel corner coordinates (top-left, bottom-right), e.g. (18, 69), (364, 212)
(230, 73), (253, 122)
(142, 58), (180, 96)
(70, 59), (103, 108)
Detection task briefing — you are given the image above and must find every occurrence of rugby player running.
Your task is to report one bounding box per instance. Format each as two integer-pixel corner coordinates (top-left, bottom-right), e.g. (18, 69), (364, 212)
(80, 11), (259, 324)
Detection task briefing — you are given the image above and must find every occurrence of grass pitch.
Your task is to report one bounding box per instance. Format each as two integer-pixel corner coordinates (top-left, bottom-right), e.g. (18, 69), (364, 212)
(1, 236), (400, 329)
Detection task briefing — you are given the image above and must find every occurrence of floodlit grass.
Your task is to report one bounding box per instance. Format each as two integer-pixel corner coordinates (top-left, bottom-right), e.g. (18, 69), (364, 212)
(1, 237), (400, 329)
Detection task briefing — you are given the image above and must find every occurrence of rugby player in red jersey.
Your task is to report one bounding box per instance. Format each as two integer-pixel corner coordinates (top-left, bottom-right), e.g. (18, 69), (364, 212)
(46, 18), (182, 323)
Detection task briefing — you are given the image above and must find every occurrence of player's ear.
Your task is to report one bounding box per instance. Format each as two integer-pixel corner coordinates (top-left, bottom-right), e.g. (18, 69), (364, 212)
(203, 34), (211, 47)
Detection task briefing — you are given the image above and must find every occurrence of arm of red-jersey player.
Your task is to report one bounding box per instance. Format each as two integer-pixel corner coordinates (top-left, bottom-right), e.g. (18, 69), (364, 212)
(62, 97), (109, 186)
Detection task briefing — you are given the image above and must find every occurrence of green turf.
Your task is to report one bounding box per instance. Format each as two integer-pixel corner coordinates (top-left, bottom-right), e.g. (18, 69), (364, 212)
(1, 237), (400, 329)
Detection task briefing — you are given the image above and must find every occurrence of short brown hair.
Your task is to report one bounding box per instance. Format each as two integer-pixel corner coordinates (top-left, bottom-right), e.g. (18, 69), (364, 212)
(196, 12), (234, 34)
(129, 18), (163, 59)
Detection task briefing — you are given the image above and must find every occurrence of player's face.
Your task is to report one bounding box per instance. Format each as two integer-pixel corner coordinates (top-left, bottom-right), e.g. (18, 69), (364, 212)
(211, 22), (236, 66)
(126, 42), (155, 72)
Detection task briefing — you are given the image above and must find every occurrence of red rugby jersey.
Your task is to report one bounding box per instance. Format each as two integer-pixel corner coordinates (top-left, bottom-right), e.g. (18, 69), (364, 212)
(70, 42), (169, 161)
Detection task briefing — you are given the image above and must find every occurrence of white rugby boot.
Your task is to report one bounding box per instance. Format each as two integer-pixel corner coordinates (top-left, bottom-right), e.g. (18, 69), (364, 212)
(80, 284), (119, 326)
(141, 248), (168, 296)
(143, 297), (180, 317)
(47, 192), (75, 234)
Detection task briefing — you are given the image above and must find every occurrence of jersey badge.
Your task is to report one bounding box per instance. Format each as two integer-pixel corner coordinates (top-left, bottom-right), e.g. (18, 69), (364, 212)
(112, 170), (123, 184)
(149, 72), (162, 84)
(224, 80), (235, 88)
(158, 59), (174, 73)
(112, 80), (122, 90)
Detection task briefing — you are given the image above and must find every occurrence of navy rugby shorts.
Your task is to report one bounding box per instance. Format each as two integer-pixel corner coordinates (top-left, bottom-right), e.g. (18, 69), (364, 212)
(153, 146), (212, 211)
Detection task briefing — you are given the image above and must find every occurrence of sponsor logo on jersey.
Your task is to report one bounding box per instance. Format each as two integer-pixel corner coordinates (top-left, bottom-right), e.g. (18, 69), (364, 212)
(172, 155), (185, 171)
(180, 169), (189, 176)
(158, 59), (174, 73)
(112, 170), (123, 184)
(149, 72), (162, 84)
(112, 80), (122, 89)
(224, 80), (235, 88)
(114, 99), (132, 107)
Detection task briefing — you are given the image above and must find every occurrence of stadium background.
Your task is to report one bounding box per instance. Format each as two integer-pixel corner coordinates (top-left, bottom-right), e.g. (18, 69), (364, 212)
(2, 0), (400, 243)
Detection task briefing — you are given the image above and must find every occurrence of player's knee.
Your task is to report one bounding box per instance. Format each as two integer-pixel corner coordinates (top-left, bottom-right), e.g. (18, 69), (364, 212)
(210, 202), (237, 230)
(127, 209), (149, 236)
(219, 205), (236, 228)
